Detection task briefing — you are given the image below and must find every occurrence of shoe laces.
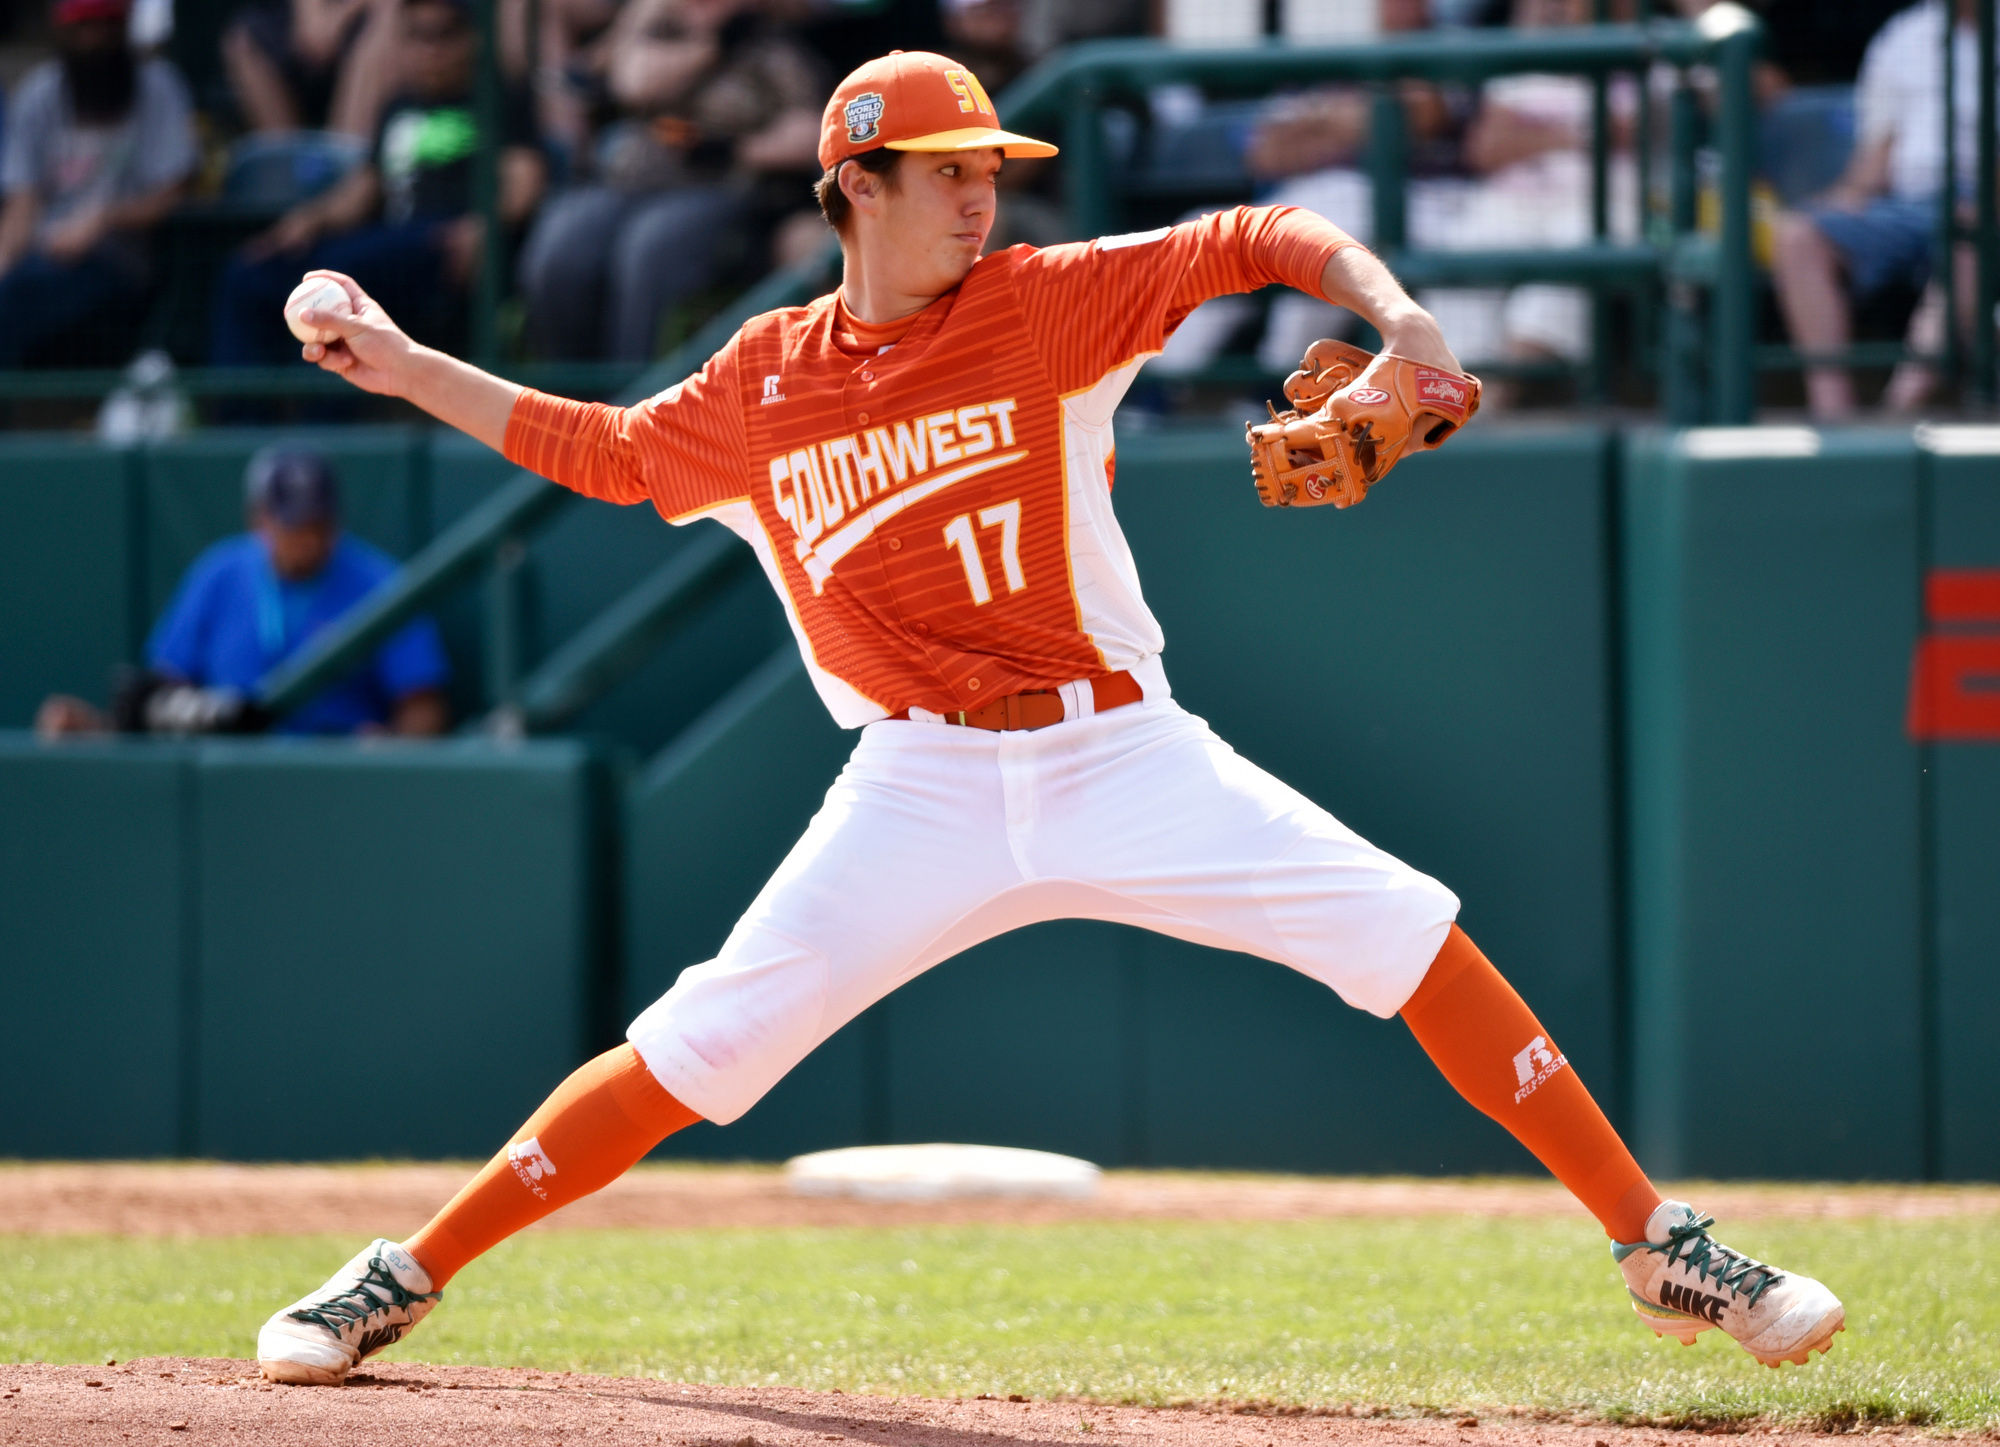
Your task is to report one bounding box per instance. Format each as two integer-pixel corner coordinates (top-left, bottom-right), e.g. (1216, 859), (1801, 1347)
(288, 1253), (436, 1339)
(1661, 1215), (1784, 1308)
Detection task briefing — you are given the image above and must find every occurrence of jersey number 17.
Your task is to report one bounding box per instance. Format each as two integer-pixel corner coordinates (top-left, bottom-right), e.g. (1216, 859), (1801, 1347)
(942, 498), (1026, 605)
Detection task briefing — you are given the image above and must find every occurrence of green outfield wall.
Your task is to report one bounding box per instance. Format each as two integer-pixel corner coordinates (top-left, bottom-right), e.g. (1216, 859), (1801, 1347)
(1620, 426), (2000, 1183)
(0, 737), (606, 1161)
(1623, 430), (1926, 1181)
(1921, 435), (2000, 1182)
(1, 423), (1995, 1177)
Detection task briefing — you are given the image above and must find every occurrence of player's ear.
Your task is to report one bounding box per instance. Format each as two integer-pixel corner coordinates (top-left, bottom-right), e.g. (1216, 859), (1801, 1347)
(840, 159), (886, 214)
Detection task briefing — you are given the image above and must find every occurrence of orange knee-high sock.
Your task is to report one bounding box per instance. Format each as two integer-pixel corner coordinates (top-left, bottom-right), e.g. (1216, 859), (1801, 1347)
(1401, 925), (1660, 1243)
(404, 1043), (700, 1287)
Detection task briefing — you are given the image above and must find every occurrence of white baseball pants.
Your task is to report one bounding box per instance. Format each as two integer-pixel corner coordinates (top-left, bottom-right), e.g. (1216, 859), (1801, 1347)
(628, 694), (1460, 1125)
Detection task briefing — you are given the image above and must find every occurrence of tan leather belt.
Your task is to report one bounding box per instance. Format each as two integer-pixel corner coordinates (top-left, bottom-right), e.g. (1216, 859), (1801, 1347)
(891, 670), (1143, 731)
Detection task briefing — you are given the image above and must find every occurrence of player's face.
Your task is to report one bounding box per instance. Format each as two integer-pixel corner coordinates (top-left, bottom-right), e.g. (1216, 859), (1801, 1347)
(874, 148), (1004, 294)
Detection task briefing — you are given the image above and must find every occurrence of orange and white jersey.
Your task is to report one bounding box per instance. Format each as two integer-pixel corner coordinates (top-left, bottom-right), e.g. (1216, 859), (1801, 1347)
(504, 204), (1357, 726)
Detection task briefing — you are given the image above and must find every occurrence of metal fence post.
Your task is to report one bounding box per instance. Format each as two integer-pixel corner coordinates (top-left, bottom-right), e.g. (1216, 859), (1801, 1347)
(1710, 17), (1757, 423)
(486, 534), (529, 733)
(1589, 0), (1612, 404)
(1368, 85), (1408, 254)
(1664, 79), (1703, 424)
(1064, 82), (1114, 240)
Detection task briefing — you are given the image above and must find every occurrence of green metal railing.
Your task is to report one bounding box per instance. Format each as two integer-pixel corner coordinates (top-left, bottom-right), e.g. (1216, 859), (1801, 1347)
(509, 528), (754, 734)
(1939, 0), (1999, 407)
(994, 12), (1763, 421)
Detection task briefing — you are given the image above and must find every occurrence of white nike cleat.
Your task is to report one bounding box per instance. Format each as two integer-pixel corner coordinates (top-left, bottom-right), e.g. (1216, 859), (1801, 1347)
(256, 1239), (441, 1385)
(1613, 1200), (1844, 1368)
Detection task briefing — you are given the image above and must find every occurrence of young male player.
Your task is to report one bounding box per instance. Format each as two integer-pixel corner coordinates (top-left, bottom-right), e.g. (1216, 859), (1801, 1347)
(256, 50), (1844, 1385)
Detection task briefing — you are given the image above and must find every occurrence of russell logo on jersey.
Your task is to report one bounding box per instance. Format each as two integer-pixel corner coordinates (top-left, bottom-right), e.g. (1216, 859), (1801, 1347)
(767, 396), (1026, 594)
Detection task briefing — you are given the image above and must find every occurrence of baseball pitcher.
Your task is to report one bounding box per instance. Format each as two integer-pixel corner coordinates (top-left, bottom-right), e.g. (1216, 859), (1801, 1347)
(255, 51), (1843, 1385)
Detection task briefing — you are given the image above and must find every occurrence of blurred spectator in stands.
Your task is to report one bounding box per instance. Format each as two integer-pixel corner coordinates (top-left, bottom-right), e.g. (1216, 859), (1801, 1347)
(508, 0), (623, 169)
(1248, 0), (1459, 368)
(1416, 0), (1636, 389)
(1245, 0), (1454, 187)
(1149, 0), (1458, 377)
(209, 0), (547, 368)
(1773, 0), (1997, 420)
(517, 0), (824, 361)
(940, 0), (1030, 94)
(38, 446), (450, 740)
(0, 0), (197, 368)
(937, 0), (1144, 96)
(223, 0), (401, 138)
(1020, 0), (1144, 57)
(1751, 0), (1911, 89)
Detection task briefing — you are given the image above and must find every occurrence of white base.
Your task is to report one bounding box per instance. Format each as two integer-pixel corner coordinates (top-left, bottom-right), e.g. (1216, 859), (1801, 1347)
(785, 1143), (1101, 1202)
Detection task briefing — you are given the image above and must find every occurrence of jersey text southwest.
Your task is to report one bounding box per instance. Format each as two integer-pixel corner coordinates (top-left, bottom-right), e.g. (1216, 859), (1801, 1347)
(768, 397), (1023, 592)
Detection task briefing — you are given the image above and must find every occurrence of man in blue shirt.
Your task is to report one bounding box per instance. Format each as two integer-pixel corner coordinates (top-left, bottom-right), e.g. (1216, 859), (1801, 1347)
(38, 446), (449, 736)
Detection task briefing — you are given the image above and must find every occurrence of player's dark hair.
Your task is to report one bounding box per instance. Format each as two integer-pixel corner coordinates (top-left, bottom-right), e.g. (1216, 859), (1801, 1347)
(815, 148), (903, 235)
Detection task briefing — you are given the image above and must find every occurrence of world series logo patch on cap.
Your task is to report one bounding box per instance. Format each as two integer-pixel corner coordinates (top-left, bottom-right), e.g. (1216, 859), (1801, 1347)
(844, 92), (885, 144)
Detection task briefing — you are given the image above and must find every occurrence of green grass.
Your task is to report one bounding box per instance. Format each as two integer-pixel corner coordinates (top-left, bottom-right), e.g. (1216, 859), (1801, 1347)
(3, 1216), (1995, 1429)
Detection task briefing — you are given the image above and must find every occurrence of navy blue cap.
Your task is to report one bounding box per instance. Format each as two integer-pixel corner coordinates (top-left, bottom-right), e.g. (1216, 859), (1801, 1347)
(246, 446), (340, 528)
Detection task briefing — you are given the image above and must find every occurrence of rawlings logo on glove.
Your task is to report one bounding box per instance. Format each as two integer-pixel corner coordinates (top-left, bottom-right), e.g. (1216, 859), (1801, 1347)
(1245, 339), (1481, 509)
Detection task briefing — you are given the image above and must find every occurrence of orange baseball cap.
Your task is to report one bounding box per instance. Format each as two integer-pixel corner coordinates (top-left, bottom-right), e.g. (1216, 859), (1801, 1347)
(818, 50), (1058, 171)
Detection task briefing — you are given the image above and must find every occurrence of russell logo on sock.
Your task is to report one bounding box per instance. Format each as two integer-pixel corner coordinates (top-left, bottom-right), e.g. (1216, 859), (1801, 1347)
(507, 1136), (559, 1199)
(1511, 1034), (1568, 1104)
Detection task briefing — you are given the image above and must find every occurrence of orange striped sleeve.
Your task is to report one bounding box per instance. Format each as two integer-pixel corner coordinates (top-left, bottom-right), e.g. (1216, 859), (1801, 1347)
(1013, 205), (1360, 394)
(502, 338), (749, 519)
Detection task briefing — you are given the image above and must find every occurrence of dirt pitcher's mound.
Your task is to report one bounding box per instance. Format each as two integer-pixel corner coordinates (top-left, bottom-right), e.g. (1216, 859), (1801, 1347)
(9, 1166), (1999, 1239)
(0, 1360), (1951, 1447)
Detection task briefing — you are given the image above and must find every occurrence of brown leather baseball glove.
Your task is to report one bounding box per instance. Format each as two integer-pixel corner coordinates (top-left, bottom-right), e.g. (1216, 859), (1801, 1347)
(1245, 339), (1481, 509)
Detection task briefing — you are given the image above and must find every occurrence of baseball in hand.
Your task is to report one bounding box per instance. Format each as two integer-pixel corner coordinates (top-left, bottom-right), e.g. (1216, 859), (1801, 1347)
(285, 278), (352, 344)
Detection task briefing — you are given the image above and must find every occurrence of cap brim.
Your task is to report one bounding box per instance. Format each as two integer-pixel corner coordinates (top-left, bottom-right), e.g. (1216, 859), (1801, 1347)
(885, 126), (1059, 159)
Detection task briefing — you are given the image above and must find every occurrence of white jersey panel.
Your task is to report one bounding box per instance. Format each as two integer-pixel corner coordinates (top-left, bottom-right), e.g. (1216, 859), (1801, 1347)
(1059, 355), (1167, 673)
(692, 499), (891, 729)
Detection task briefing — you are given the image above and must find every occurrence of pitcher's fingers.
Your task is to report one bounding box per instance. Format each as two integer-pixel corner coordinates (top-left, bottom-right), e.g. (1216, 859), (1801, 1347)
(300, 300), (368, 341)
(304, 340), (355, 373)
